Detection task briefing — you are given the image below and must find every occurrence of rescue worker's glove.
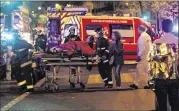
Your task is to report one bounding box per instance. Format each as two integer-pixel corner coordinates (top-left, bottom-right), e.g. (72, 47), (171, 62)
(96, 55), (101, 63)
(136, 56), (141, 62)
(101, 56), (106, 61)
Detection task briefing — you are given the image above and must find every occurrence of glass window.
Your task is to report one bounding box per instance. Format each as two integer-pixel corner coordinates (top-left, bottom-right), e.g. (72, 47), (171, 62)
(0, 16), (5, 24)
(14, 16), (20, 24)
(86, 25), (102, 36)
(111, 24), (134, 38)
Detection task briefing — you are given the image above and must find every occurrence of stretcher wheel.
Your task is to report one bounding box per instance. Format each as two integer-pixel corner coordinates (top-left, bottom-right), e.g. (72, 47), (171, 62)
(45, 84), (50, 91)
(70, 82), (75, 89)
(52, 85), (59, 92)
(80, 83), (85, 89)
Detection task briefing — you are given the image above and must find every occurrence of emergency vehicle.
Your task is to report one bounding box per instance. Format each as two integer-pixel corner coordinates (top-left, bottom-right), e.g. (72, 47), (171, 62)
(46, 7), (88, 47)
(47, 7), (156, 60)
(79, 16), (156, 60)
(0, 6), (31, 43)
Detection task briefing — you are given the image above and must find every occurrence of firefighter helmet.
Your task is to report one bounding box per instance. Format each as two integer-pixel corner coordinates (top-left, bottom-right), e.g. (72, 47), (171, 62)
(69, 26), (75, 32)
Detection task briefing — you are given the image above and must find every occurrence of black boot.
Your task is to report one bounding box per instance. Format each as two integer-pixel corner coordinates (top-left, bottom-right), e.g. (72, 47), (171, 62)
(144, 85), (150, 89)
(129, 84), (138, 89)
(108, 84), (113, 88)
(26, 88), (34, 92)
(18, 85), (27, 92)
(107, 80), (113, 88)
(104, 80), (108, 87)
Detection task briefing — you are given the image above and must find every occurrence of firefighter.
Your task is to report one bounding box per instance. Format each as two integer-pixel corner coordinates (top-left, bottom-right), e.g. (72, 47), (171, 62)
(35, 30), (47, 52)
(11, 30), (35, 92)
(152, 19), (179, 111)
(63, 27), (81, 43)
(0, 40), (7, 80)
(95, 28), (113, 88)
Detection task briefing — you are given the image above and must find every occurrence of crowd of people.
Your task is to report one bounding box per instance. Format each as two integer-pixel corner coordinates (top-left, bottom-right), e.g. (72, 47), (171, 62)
(100, 19), (178, 111)
(86, 19), (178, 111)
(0, 18), (178, 110)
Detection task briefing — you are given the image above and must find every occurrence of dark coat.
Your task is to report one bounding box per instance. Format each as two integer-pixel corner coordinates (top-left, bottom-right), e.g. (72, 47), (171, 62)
(96, 37), (110, 63)
(109, 41), (124, 65)
(12, 39), (34, 64)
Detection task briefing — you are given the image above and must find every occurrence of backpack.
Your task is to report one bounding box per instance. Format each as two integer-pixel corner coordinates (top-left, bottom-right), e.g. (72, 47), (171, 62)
(148, 43), (178, 80)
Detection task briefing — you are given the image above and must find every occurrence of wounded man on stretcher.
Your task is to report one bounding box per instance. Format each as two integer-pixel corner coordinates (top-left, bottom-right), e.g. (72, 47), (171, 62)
(32, 41), (99, 90)
(33, 41), (97, 71)
(49, 41), (95, 57)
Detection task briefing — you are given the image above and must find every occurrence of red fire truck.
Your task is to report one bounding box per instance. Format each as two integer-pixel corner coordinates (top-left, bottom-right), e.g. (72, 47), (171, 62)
(79, 16), (156, 60)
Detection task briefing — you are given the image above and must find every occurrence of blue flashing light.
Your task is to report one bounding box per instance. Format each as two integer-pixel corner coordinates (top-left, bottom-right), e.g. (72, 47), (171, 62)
(173, 25), (178, 32)
(2, 33), (13, 40)
(6, 34), (13, 40)
(142, 16), (147, 21)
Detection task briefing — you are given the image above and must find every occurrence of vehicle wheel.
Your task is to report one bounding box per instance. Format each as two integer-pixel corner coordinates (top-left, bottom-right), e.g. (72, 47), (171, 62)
(80, 82), (85, 89)
(52, 84), (59, 92)
(45, 84), (50, 91)
(70, 82), (75, 89)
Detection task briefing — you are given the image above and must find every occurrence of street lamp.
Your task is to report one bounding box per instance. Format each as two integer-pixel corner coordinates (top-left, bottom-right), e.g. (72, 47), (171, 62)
(55, 3), (62, 11)
(38, 7), (41, 10)
(55, 4), (59, 7)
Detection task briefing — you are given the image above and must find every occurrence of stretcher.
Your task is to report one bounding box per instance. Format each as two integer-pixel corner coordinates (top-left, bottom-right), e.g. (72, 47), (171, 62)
(33, 50), (98, 92)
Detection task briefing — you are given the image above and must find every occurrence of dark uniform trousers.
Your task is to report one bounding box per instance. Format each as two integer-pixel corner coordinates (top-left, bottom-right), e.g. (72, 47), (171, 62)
(98, 62), (112, 83)
(155, 79), (179, 111)
(96, 37), (112, 85)
(15, 61), (34, 91)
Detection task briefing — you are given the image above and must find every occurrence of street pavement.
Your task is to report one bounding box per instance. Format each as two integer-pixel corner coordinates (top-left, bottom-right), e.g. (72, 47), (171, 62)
(0, 65), (156, 111)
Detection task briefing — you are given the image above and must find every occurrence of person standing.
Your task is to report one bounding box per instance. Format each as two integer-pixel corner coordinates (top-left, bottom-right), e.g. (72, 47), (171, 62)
(95, 28), (113, 88)
(152, 19), (179, 111)
(130, 25), (152, 89)
(0, 40), (7, 80)
(11, 30), (35, 92)
(109, 31), (124, 88)
(35, 30), (47, 52)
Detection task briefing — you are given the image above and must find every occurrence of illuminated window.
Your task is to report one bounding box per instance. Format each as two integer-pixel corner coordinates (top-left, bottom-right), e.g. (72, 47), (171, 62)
(14, 16), (20, 24)
(0, 16), (5, 24)
(86, 25), (102, 36)
(111, 24), (134, 38)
